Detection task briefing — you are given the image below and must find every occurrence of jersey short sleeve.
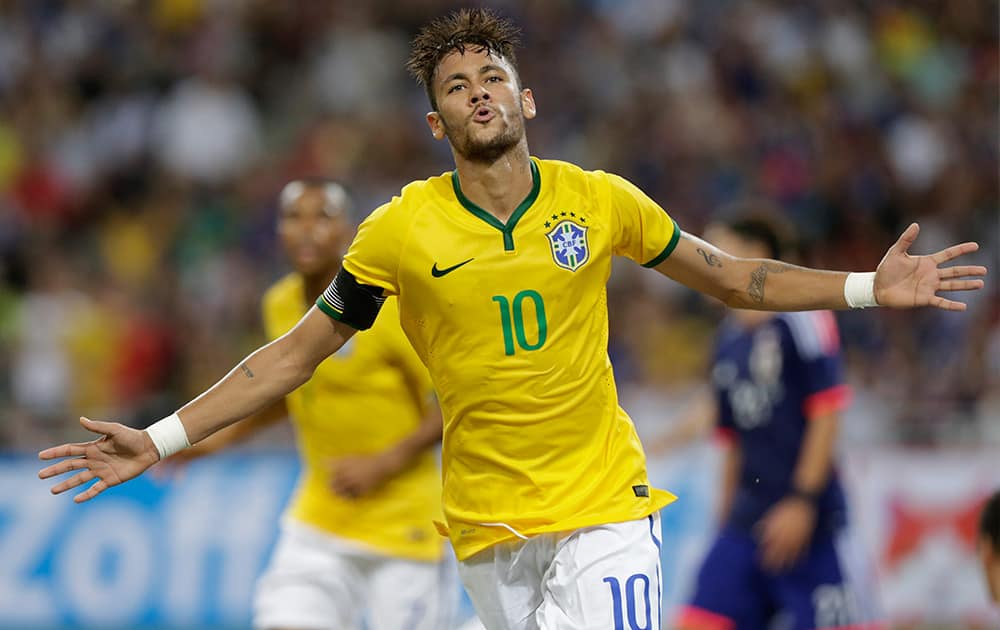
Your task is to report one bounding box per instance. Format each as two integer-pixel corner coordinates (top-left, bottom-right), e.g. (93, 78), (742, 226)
(342, 199), (408, 295)
(715, 388), (736, 432)
(604, 172), (681, 267)
(781, 311), (851, 418)
(316, 199), (408, 330)
(710, 340), (738, 439)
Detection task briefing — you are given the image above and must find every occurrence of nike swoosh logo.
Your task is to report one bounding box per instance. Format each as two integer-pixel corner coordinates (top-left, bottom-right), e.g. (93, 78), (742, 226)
(431, 258), (474, 278)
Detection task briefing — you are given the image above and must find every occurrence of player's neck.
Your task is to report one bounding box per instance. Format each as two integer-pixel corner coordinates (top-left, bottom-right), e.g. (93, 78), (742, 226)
(301, 267), (338, 304)
(452, 143), (533, 223)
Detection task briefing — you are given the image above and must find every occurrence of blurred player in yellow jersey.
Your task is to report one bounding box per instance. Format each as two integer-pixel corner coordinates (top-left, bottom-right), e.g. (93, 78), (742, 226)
(41, 9), (986, 630)
(171, 179), (454, 630)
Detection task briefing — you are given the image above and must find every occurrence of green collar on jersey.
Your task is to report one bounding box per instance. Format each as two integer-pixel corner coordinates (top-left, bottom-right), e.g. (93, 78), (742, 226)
(451, 158), (541, 252)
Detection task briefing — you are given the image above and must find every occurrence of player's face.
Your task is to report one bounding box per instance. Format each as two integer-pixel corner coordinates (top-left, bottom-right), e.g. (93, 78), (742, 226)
(426, 48), (536, 163)
(277, 188), (348, 277)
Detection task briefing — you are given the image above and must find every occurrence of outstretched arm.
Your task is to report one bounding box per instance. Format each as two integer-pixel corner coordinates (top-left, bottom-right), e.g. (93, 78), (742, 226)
(161, 398), (289, 468)
(172, 307), (352, 444)
(39, 307), (355, 502)
(656, 223), (985, 311)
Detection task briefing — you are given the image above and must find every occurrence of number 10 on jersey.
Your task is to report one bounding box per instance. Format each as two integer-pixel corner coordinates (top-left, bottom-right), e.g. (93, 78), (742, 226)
(492, 290), (547, 356)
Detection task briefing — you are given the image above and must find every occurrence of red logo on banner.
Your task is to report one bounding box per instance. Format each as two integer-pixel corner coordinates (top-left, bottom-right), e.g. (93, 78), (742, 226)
(883, 495), (985, 570)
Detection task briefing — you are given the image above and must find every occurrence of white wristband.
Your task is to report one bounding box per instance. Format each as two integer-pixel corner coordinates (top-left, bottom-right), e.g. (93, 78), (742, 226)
(844, 272), (878, 308)
(145, 413), (191, 460)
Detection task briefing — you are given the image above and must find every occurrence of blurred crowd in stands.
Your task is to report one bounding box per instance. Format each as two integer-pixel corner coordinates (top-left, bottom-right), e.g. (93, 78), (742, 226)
(0, 0), (996, 450)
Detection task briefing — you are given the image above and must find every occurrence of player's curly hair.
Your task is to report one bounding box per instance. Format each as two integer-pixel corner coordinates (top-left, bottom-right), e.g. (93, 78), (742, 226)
(406, 7), (521, 110)
(717, 201), (799, 261)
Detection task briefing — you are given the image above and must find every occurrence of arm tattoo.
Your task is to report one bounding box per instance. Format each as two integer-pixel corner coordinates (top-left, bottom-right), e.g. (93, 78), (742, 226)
(747, 262), (790, 304)
(239, 363), (255, 379)
(696, 247), (723, 267)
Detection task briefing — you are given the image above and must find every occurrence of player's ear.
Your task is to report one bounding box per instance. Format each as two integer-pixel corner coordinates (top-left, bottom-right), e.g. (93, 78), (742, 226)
(520, 88), (536, 120)
(426, 112), (447, 141)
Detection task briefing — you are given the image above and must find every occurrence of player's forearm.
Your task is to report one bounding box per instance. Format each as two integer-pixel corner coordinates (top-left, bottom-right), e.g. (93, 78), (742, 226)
(190, 398), (289, 454)
(177, 340), (313, 445)
(718, 444), (741, 522)
(172, 308), (352, 447)
(723, 258), (849, 311)
(683, 251), (851, 311)
(791, 411), (839, 495)
(656, 232), (853, 311)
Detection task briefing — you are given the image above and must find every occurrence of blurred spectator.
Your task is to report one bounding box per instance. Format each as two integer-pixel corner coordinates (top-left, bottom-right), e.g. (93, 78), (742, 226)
(0, 0), (995, 450)
(153, 74), (261, 183)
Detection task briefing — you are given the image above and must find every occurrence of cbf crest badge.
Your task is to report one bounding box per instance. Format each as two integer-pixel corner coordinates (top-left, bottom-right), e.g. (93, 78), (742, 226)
(546, 218), (590, 272)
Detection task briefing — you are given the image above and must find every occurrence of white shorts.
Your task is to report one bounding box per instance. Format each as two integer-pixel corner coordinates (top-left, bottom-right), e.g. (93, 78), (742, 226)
(253, 520), (457, 630)
(458, 513), (664, 630)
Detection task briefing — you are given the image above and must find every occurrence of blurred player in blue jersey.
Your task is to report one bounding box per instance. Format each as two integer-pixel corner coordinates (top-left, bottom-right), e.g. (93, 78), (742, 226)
(671, 211), (878, 630)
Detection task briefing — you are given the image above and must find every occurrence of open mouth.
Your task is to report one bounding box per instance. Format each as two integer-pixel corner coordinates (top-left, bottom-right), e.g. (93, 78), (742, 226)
(473, 106), (495, 123)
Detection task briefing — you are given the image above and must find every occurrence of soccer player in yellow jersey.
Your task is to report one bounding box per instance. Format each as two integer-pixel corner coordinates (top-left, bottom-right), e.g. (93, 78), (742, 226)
(40, 8), (986, 630)
(168, 179), (454, 630)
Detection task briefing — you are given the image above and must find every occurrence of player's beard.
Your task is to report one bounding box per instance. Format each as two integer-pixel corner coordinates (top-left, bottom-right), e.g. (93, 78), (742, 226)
(443, 106), (525, 164)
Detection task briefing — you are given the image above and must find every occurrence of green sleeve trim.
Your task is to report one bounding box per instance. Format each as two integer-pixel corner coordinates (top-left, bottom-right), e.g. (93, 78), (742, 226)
(315, 295), (345, 321)
(642, 218), (681, 268)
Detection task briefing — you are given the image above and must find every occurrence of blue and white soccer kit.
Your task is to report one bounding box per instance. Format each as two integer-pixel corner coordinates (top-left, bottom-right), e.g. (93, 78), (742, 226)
(677, 311), (874, 630)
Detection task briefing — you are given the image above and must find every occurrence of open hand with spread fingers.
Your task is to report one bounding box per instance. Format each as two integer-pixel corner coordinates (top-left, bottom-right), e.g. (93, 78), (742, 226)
(38, 417), (160, 503)
(874, 223), (987, 310)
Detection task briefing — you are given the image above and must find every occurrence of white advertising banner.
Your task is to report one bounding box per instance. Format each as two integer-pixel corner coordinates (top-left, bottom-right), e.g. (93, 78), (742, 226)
(2, 447), (999, 628)
(842, 449), (1000, 627)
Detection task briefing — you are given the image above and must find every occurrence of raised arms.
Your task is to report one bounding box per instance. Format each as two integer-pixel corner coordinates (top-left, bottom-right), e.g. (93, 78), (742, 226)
(173, 306), (352, 444)
(161, 398), (290, 468)
(655, 223), (985, 312)
(39, 307), (355, 502)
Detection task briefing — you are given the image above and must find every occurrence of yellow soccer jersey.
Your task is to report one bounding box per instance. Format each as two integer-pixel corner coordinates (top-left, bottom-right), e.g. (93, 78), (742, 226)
(264, 273), (442, 561)
(318, 158), (679, 560)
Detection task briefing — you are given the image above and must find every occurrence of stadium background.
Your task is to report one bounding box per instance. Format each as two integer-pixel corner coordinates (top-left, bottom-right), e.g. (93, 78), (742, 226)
(0, 0), (997, 628)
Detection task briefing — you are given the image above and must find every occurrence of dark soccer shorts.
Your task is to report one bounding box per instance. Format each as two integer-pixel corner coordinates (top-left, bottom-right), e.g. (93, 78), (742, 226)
(675, 527), (876, 630)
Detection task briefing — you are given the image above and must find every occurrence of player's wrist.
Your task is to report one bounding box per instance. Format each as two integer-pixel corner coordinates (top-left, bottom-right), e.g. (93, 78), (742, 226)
(787, 486), (821, 506)
(378, 447), (407, 476)
(844, 272), (877, 308)
(145, 413), (191, 461)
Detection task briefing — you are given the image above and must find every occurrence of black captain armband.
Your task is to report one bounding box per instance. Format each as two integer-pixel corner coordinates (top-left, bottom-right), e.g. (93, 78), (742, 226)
(315, 268), (387, 331)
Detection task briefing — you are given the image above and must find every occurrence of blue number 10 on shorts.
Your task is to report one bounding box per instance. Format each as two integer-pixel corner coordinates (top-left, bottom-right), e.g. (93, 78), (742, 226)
(458, 513), (665, 630)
